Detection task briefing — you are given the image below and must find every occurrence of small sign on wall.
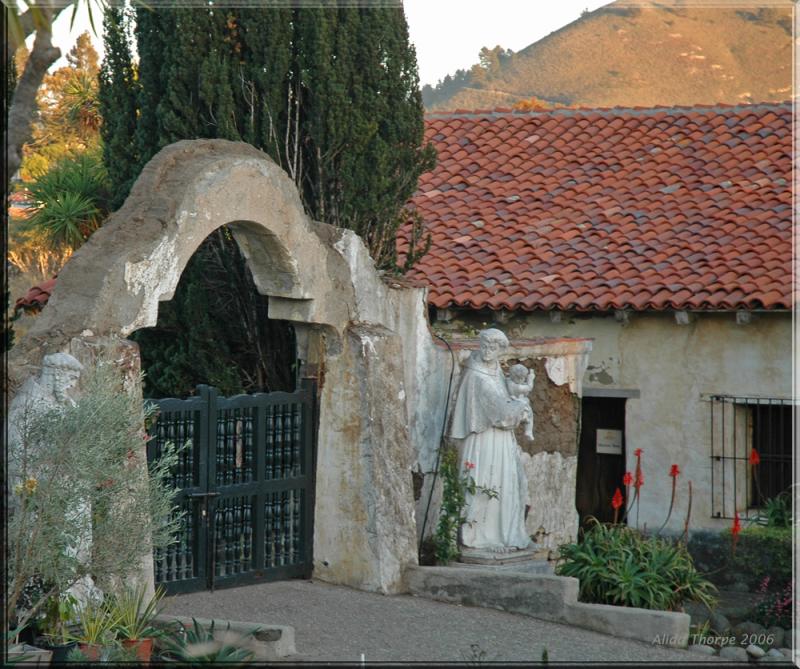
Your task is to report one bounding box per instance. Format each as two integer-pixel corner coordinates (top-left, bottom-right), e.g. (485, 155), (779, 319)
(596, 428), (623, 455)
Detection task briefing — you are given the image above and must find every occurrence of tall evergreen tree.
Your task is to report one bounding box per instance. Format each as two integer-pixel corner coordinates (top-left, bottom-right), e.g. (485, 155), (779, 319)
(99, 6), (139, 209)
(101, 4), (434, 397)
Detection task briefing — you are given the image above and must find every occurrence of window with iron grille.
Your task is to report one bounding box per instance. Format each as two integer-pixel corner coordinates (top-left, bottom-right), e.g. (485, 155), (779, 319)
(709, 395), (793, 520)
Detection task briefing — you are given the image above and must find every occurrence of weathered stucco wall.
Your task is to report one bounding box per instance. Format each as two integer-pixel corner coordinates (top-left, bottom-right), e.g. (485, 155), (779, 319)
(8, 139), (451, 595)
(453, 310), (792, 532)
(414, 335), (591, 557)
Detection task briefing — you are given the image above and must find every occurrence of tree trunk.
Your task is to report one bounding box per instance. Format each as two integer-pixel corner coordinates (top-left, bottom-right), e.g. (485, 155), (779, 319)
(6, 7), (64, 185)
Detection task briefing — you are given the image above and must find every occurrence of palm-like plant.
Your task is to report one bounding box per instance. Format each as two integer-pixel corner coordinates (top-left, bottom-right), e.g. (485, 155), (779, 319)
(62, 71), (101, 137)
(109, 583), (165, 641)
(71, 597), (120, 646)
(25, 150), (109, 251)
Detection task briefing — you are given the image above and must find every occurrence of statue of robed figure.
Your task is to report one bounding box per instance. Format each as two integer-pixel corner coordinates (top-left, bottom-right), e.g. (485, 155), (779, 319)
(449, 329), (533, 552)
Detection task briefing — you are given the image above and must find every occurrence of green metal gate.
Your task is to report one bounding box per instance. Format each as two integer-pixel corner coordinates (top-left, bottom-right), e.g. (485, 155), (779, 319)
(146, 380), (317, 594)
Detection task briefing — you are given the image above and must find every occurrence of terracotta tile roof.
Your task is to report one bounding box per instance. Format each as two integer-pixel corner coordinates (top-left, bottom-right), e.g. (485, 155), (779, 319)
(14, 277), (58, 315)
(401, 103), (792, 312)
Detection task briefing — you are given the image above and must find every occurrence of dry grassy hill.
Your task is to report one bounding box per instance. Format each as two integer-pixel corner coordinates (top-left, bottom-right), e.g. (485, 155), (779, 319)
(423, 2), (793, 110)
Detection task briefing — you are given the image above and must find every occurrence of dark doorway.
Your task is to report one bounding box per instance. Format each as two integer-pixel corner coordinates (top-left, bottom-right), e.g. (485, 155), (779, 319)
(132, 227), (297, 399)
(576, 396), (627, 526)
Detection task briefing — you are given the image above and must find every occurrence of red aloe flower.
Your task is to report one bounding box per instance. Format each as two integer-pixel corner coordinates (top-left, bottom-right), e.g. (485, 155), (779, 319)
(634, 470), (644, 489)
(464, 461), (476, 470)
(623, 472), (633, 486)
(634, 448), (643, 457)
(731, 511), (742, 555)
(749, 449), (760, 466)
(612, 487), (624, 524)
(669, 464), (680, 478)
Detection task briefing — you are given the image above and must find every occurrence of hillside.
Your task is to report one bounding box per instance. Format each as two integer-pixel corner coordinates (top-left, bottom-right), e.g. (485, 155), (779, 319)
(423, 3), (793, 110)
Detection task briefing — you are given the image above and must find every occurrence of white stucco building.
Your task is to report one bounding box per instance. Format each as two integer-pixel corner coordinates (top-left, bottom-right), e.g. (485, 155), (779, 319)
(406, 101), (792, 532)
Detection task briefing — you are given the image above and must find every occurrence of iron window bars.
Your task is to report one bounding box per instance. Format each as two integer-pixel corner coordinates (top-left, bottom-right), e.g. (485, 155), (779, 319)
(709, 395), (793, 520)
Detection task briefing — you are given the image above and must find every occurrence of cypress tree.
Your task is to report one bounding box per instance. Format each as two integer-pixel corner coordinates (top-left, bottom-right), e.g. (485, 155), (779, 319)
(101, 5), (434, 397)
(98, 5), (139, 209)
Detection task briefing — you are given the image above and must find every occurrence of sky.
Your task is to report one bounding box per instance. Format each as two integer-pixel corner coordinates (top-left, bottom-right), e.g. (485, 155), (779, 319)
(42, 1), (612, 87)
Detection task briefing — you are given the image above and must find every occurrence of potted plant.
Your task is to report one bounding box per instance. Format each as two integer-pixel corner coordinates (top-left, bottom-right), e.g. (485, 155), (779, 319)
(33, 592), (78, 663)
(69, 597), (119, 661)
(108, 583), (166, 662)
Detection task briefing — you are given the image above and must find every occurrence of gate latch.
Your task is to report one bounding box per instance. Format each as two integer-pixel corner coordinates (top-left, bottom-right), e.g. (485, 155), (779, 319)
(187, 491), (220, 519)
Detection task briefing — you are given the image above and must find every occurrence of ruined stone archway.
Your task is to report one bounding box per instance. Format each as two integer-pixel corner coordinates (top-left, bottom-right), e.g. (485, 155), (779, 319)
(9, 139), (448, 594)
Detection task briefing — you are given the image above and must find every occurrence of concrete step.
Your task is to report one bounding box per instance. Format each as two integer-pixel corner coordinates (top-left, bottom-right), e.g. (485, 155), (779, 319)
(407, 565), (690, 649)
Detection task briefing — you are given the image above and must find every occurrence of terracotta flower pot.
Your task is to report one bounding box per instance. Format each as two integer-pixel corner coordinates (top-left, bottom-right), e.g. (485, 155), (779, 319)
(122, 637), (154, 663)
(78, 642), (102, 661)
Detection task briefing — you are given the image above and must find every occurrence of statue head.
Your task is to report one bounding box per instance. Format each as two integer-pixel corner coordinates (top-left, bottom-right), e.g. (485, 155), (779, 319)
(478, 328), (509, 363)
(509, 363), (529, 384)
(39, 353), (83, 403)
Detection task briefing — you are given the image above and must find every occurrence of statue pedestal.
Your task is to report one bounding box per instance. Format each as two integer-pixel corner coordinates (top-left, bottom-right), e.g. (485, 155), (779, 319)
(458, 546), (548, 568)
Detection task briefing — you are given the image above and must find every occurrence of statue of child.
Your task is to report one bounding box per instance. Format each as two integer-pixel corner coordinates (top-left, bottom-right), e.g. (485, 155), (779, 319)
(506, 363), (534, 440)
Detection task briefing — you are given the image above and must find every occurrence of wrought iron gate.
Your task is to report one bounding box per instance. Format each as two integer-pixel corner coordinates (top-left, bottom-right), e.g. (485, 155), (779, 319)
(146, 380), (317, 594)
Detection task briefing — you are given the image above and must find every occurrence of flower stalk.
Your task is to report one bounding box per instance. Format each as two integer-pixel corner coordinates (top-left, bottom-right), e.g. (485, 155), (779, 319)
(656, 464), (681, 534)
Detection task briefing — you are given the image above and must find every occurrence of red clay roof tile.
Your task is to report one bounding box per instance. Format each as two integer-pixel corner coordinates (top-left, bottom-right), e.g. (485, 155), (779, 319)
(402, 103), (791, 312)
(14, 277), (58, 314)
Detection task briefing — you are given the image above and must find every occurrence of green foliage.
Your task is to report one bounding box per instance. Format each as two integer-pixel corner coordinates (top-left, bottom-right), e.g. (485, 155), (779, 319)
(99, 5), (140, 210)
(434, 447), (466, 564)
(7, 360), (184, 632)
(159, 618), (258, 665)
(25, 149), (110, 250)
(724, 524), (792, 590)
(20, 32), (102, 182)
(70, 597), (120, 645)
(39, 592), (78, 644)
(108, 583), (166, 641)
(762, 491), (792, 528)
(108, 5), (434, 272)
(434, 447), (498, 564)
(555, 519), (717, 611)
(99, 5), (435, 397)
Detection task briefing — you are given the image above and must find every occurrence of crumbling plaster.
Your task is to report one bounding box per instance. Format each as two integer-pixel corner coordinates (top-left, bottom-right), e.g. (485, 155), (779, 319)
(498, 309), (791, 532)
(8, 139), (453, 595)
(414, 333), (592, 555)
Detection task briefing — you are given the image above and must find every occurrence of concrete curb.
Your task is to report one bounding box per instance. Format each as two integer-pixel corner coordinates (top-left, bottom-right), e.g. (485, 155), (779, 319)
(153, 613), (296, 659)
(407, 565), (690, 648)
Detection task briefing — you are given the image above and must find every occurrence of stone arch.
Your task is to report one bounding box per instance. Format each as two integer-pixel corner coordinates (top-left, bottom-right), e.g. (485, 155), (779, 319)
(9, 139), (447, 594)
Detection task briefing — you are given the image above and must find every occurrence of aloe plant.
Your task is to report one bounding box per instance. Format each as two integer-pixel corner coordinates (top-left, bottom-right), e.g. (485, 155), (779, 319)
(556, 518), (717, 611)
(159, 618), (257, 665)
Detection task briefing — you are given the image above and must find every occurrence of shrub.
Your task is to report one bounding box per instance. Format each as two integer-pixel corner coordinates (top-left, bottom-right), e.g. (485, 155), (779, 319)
(7, 360), (183, 633)
(434, 447), (466, 564)
(555, 519), (717, 611)
(724, 524), (792, 591)
(748, 578), (793, 628)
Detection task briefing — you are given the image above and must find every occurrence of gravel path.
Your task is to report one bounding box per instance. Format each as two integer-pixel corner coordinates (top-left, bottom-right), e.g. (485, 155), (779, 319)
(162, 579), (725, 664)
